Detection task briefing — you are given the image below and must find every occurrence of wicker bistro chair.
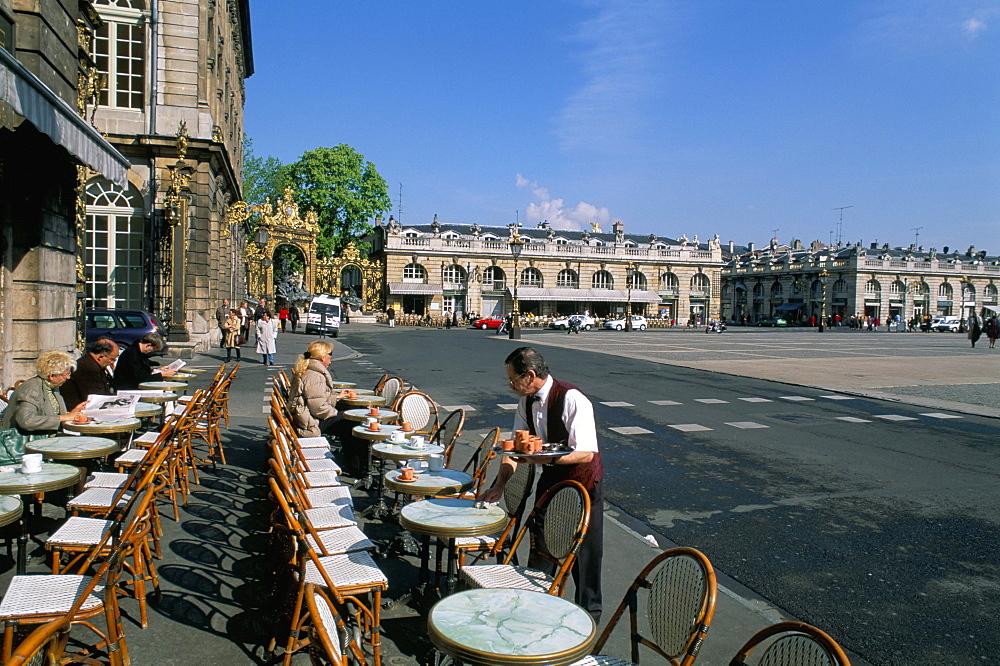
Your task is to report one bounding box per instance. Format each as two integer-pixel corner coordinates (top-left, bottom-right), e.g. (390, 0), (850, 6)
(303, 584), (368, 666)
(729, 622), (851, 666)
(569, 548), (718, 666)
(431, 408), (466, 467)
(392, 390), (439, 435)
(268, 477), (387, 666)
(4, 615), (72, 666)
(451, 460), (536, 568)
(460, 479), (591, 597)
(378, 376), (404, 409)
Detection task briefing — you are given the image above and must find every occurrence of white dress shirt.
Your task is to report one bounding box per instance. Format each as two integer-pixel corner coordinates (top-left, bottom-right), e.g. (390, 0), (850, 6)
(512, 375), (599, 453)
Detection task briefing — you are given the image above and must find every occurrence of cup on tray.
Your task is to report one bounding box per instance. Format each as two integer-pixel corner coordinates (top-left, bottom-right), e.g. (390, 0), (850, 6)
(21, 453), (42, 474)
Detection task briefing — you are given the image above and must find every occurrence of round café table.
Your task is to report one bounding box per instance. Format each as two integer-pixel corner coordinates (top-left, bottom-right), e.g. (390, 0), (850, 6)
(365, 440), (443, 519)
(136, 392), (178, 405)
(181, 367), (209, 374)
(400, 497), (507, 595)
(62, 417), (142, 459)
(0, 464), (80, 574)
(134, 402), (163, 420)
(428, 588), (596, 665)
(330, 380), (356, 389)
(343, 408), (398, 423)
(170, 372), (196, 382)
(26, 435), (120, 494)
(384, 468), (472, 497)
(337, 395), (386, 409)
(138, 381), (188, 394)
(350, 422), (400, 491)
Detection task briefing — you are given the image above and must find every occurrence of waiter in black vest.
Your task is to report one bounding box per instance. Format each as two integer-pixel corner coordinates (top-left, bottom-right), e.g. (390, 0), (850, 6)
(480, 346), (604, 622)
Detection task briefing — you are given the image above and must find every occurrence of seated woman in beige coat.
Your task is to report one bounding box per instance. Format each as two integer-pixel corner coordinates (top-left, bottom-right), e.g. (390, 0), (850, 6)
(1, 351), (86, 436)
(288, 341), (351, 438)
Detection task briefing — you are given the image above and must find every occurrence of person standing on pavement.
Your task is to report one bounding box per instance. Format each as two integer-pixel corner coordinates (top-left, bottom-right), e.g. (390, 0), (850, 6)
(215, 299), (230, 347)
(985, 316), (999, 349)
(60, 339), (119, 410)
(223, 309), (241, 362)
(480, 346), (604, 623)
(289, 303), (300, 333)
(256, 311), (279, 365)
(386, 306), (395, 328)
(238, 301), (252, 343)
(278, 305), (289, 332)
(968, 313), (982, 348)
(254, 297), (272, 322)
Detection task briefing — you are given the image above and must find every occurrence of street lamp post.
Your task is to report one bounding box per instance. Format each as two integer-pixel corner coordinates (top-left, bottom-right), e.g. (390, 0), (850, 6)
(508, 234), (524, 340)
(625, 262), (635, 332)
(818, 269), (829, 332)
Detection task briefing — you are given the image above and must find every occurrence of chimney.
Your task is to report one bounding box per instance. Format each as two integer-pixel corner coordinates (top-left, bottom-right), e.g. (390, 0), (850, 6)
(943, 246), (949, 254)
(728, 240), (735, 254)
(748, 242), (755, 253)
(870, 242), (878, 250)
(612, 220), (624, 235)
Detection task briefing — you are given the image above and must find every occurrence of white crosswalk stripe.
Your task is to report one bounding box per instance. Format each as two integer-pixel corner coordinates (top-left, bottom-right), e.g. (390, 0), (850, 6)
(738, 397), (773, 403)
(835, 416), (871, 423)
(920, 413), (962, 419)
(608, 426), (653, 435)
(497, 403), (519, 411)
(725, 421), (770, 429)
(873, 414), (918, 421)
(780, 396), (815, 401)
(694, 398), (728, 404)
(668, 424), (713, 432)
(648, 400), (682, 406)
(601, 401), (635, 408)
(819, 395), (855, 400)
(441, 405), (476, 412)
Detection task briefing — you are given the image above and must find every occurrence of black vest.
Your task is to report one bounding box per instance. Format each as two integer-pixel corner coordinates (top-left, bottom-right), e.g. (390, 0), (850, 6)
(536, 379), (604, 496)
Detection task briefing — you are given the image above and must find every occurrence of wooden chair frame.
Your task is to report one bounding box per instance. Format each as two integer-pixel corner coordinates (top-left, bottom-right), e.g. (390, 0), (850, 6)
(729, 621), (851, 666)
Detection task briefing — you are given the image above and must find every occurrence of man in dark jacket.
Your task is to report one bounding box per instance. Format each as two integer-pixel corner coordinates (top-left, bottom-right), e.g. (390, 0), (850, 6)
(61, 339), (119, 409)
(113, 333), (177, 390)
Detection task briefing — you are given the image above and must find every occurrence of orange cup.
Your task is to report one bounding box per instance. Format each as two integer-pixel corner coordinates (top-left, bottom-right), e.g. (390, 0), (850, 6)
(401, 422), (413, 432)
(501, 439), (515, 451)
(367, 421), (380, 431)
(74, 413), (88, 424)
(399, 467), (414, 481)
(368, 406), (379, 416)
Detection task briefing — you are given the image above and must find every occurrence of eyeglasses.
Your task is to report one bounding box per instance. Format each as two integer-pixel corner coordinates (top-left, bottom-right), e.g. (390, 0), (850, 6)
(508, 371), (529, 387)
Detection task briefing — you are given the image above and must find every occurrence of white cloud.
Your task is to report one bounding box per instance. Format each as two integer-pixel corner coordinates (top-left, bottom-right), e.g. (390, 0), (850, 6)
(516, 174), (613, 231)
(963, 17), (987, 36)
(555, 1), (671, 155)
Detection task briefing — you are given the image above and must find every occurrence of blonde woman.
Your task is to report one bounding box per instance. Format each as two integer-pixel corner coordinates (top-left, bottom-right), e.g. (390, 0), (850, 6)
(1, 351), (85, 435)
(288, 341), (351, 438)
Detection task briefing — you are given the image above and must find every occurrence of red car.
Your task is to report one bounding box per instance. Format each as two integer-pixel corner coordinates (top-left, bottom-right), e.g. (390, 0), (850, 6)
(472, 315), (506, 330)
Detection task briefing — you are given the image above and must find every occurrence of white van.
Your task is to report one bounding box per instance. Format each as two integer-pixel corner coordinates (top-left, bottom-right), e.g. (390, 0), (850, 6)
(930, 316), (960, 332)
(305, 294), (341, 337)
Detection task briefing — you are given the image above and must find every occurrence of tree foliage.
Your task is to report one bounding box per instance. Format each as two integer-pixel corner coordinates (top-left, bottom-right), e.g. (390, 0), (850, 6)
(284, 145), (391, 257)
(241, 134), (287, 211)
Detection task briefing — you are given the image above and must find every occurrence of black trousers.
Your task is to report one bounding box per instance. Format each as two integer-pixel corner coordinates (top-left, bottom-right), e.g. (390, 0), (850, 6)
(529, 479), (604, 623)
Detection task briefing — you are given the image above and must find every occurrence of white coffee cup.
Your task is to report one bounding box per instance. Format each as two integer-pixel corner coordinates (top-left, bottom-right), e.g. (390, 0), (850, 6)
(428, 454), (444, 472)
(366, 417), (378, 426)
(409, 435), (425, 449)
(389, 430), (406, 443)
(21, 453), (42, 474)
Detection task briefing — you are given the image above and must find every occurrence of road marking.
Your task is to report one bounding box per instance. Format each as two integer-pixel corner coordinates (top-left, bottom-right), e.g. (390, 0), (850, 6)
(819, 395), (856, 400)
(608, 426), (653, 435)
(668, 424), (713, 432)
(694, 398), (729, 404)
(919, 412), (962, 419)
(738, 397), (773, 403)
(873, 414), (919, 421)
(648, 400), (682, 406)
(441, 404), (476, 412)
(497, 403), (519, 410)
(725, 421), (770, 429)
(835, 416), (871, 423)
(601, 401), (635, 408)
(779, 396), (815, 401)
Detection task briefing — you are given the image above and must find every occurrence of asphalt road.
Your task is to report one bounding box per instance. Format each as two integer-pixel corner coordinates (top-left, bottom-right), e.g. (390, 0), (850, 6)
(336, 324), (1000, 666)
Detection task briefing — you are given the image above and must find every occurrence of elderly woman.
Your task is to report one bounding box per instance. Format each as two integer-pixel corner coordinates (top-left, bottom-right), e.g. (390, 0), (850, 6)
(223, 309), (241, 362)
(288, 341), (348, 436)
(1, 350), (85, 436)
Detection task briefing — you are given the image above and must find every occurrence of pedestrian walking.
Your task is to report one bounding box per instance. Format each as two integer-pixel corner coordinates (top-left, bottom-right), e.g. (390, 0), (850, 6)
(968, 313), (982, 348)
(215, 298), (230, 348)
(278, 306), (289, 332)
(985, 317), (998, 349)
(238, 301), (252, 344)
(289, 303), (299, 332)
(223, 309), (241, 361)
(256, 311), (279, 365)
(386, 306), (395, 328)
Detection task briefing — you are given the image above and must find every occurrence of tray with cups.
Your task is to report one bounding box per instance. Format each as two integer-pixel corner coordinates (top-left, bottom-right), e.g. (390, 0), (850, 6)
(494, 430), (575, 462)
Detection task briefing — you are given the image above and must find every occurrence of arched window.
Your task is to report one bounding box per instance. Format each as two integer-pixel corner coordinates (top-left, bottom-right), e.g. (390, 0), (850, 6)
(984, 284), (998, 302)
(592, 270), (613, 289)
(911, 281), (930, 297)
(770, 281), (783, 298)
(557, 269), (578, 288)
(85, 178), (146, 308)
(691, 274), (710, 294)
(865, 279), (881, 295)
(658, 272), (678, 293)
(483, 266), (505, 289)
(938, 282), (953, 298)
(94, 0), (147, 109)
(521, 267), (543, 287)
(810, 280), (823, 299)
(443, 264), (467, 289)
(832, 279), (848, 295)
(889, 280), (905, 296)
(752, 283), (764, 299)
(962, 282), (975, 300)
(402, 263), (426, 282)
(631, 271), (647, 290)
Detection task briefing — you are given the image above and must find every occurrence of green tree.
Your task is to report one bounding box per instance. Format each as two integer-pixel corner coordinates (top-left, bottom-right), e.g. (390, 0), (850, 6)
(241, 134), (287, 209)
(284, 144), (391, 257)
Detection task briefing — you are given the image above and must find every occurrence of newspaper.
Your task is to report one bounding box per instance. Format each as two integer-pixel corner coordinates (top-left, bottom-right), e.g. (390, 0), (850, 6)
(82, 394), (140, 422)
(162, 359), (187, 372)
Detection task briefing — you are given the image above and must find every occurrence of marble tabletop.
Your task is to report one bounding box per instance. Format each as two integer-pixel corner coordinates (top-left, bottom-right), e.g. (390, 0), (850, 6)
(0, 495), (23, 528)
(138, 381), (188, 391)
(351, 423), (401, 442)
(136, 392), (179, 404)
(343, 408), (398, 422)
(170, 372), (196, 381)
(338, 395), (386, 408)
(329, 380), (357, 389)
(428, 588), (596, 665)
(384, 468), (473, 497)
(134, 401), (163, 418)
(372, 441), (443, 462)
(0, 463), (81, 495)
(399, 497), (506, 539)
(26, 436), (119, 460)
(62, 417), (142, 435)
(180, 367), (209, 374)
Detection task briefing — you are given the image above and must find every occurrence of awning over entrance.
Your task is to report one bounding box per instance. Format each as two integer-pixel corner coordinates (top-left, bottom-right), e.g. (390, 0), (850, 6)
(0, 48), (129, 186)
(984, 305), (1000, 314)
(774, 302), (805, 311)
(511, 287), (662, 303)
(388, 282), (443, 295)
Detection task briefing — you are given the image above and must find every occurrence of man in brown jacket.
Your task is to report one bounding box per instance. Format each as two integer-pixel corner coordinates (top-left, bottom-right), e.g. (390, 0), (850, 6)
(61, 339), (119, 410)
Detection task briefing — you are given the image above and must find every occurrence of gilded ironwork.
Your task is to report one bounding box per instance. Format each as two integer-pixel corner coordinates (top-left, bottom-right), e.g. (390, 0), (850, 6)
(246, 188), (320, 298)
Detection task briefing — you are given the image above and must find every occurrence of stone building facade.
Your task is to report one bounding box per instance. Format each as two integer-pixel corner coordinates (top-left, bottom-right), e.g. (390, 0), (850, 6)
(84, 0), (253, 351)
(370, 217), (725, 324)
(0, 0), (130, 386)
(721, 241), (1000, 326)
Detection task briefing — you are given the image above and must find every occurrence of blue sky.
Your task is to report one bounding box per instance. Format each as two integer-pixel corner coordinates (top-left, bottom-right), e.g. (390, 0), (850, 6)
(244, 0), (999, 253)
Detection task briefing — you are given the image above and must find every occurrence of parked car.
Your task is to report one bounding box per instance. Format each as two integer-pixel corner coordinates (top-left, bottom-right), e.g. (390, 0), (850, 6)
(86, 309), (167, 349)
(472, 314), (506, 330)
(757, 317), (788, 327)
(603, 315), (647, 331)
(929, 316), (960, 332)
(550, 314), (595, 330)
